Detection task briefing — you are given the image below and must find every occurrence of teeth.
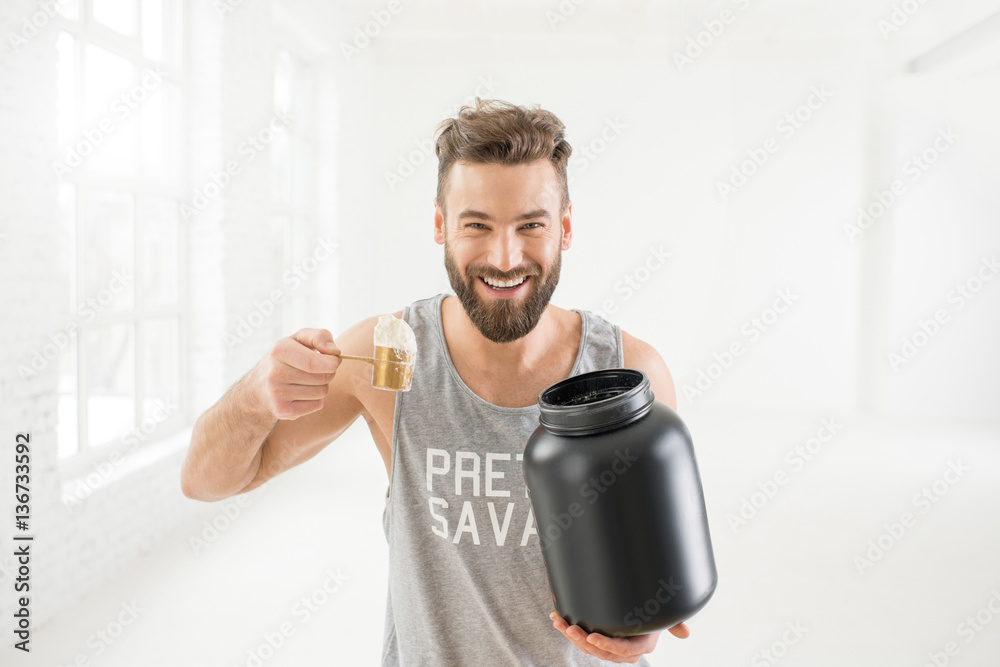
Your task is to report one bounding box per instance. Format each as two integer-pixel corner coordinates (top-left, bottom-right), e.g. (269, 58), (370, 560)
(483, 275), (526, 288)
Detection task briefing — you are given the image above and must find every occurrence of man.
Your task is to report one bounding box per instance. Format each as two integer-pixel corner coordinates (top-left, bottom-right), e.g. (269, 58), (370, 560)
(181, 98), (691, 665)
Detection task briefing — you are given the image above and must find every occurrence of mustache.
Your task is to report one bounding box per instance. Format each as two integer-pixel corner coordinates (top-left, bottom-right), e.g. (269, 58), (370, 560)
(470, 267), (540, 282)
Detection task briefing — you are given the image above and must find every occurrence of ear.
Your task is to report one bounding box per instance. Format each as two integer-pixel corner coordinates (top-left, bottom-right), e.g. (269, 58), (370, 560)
(560, 202), (572, 251)
(434, 199), (445, 246)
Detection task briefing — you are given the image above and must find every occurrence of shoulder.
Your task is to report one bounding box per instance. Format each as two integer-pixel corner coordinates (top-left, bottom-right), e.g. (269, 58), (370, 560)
(620, 329), (677, 411)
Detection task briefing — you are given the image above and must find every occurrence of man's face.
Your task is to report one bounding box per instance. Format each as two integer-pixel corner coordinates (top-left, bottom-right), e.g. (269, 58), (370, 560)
(435, 159), (572, 344)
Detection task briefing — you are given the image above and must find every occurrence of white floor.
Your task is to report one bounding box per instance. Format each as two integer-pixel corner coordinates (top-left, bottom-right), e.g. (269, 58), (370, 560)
(8, 411), (1000, 666)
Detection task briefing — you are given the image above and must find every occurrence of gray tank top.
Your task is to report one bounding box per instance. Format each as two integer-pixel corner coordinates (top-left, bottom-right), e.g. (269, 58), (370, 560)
(380, 293), (653, 666)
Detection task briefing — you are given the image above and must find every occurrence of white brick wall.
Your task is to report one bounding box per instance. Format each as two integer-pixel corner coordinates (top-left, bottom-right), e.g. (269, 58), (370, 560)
(0, 0), (70, 635)
(0, 0), (340, 635)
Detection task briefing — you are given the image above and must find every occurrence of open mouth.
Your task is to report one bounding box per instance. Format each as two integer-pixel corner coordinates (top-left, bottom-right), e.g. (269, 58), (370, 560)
(479, 275), (530, 295)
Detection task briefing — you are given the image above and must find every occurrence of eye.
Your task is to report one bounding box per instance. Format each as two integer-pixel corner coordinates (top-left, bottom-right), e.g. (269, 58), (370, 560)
(522, 222), (543, 229)
(466, 222), (488, 230)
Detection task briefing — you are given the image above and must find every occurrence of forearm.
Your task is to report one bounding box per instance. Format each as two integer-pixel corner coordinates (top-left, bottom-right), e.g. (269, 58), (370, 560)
(181, 367), (277, 502)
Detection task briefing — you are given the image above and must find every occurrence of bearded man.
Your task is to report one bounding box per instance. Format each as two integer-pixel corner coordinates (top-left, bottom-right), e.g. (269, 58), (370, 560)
(181, 98), (690, 666)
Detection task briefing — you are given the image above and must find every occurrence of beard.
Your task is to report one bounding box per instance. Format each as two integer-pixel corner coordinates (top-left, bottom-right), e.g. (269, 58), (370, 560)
(444, 242), (561, 344)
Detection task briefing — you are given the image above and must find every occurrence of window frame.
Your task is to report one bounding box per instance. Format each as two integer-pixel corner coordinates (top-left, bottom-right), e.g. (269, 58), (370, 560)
(54, 0), (188, 482)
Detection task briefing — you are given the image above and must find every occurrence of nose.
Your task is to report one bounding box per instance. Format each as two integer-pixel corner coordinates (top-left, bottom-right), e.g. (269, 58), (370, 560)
(486, 226), (524, 274)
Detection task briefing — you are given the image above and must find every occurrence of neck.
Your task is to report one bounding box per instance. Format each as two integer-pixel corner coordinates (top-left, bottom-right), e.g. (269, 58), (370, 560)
(443, 295), (564, 372)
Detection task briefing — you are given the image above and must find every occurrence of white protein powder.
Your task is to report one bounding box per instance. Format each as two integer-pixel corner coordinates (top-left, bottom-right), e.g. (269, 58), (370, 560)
(374, 313), (417, 352)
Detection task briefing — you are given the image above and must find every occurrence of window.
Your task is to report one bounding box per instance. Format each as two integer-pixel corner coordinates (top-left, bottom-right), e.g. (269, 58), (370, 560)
(55, 0), (185, 472)
(271, 47), (319, 334)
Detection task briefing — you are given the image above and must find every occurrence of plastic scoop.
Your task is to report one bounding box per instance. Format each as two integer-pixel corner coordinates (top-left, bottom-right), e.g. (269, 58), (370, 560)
(334, 314), (416, 392)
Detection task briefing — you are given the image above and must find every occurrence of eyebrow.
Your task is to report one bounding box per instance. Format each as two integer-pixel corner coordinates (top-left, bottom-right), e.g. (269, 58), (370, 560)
(456, 208), (551, 222)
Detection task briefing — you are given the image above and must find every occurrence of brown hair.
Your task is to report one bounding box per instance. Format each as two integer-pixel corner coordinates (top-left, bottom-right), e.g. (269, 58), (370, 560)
(433, 98), (572, 224)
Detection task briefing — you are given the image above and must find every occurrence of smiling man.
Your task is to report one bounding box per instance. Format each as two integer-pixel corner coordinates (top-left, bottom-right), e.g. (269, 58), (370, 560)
(181, 98), (689, 665)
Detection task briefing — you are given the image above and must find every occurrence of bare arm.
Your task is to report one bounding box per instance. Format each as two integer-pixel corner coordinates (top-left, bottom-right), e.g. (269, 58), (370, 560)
(621, 329), (678, 411)
(180, 325), (366, 502)
(179, 366), (278, 501)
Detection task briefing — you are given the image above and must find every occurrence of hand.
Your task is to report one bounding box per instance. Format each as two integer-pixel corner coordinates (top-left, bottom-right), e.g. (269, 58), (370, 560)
(549, 611), (690, 664)
(253, 328), (342, 420)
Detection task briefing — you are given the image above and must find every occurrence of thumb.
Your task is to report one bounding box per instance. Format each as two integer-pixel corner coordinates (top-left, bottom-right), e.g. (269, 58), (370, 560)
(667, 623), (690, 639)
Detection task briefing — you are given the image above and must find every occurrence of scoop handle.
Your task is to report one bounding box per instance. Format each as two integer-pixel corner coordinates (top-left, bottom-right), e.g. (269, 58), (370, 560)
(334, 354), (375, 365)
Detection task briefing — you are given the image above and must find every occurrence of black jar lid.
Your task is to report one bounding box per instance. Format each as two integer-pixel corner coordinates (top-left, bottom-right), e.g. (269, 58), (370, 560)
(537, 368), (655, 435)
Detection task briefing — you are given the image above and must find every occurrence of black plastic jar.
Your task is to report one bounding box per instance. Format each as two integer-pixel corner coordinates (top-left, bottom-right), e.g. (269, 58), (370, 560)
(522, 368), (717, 637)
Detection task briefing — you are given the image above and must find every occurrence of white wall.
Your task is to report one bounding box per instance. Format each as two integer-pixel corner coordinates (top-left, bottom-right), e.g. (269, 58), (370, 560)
(336, 1), (1000, 424)
(1, 0), (998, 650)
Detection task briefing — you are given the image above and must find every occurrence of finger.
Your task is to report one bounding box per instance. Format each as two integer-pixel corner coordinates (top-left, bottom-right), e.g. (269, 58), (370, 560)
(549, 611), (658, 662)
(276, 337), (341, 375)
(262, 363), (336, 393)
(276, 365), (336, 386)
(274, 383), (330, 402)
(586, 630), (659, 656)
(290, 328), (335, 352)
(551, 619), (597, 655)
(552, 620), (631, 663)
(667, 622), (691, 639)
